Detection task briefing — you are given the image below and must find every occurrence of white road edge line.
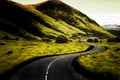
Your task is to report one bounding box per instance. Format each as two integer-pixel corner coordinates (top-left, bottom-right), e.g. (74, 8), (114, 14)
(45, 57), (63, 80)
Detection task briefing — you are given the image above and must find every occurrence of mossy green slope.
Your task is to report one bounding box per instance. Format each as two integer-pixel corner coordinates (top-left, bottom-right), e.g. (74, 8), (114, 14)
(0, 0), (115, 40)
(0, 0), (84, 39)
(0, 18), (41, 40)
(30, 0), (115, 38)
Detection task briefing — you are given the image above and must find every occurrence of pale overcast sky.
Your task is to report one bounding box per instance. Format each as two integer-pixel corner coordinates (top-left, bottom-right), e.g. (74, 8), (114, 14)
(12, 0), (120, 25)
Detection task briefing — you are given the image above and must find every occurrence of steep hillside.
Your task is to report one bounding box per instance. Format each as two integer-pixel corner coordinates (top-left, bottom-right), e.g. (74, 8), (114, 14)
(0, 18), (41, 40)
(0, 0), (47, 40)
(29, 0), (115, 38)
(0, 0), (84, 40)
(0, 0), (115, 41)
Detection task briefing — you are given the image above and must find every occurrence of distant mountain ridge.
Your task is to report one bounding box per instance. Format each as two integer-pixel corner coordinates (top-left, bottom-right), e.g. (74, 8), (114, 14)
(103, 24), (120, 30)
(0, 0), (115, 40)
(103, 24), (120, 37)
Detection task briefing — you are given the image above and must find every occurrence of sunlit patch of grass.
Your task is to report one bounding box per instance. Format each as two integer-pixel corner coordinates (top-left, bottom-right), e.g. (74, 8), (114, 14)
(77, 42), (120, 79)
(0, 40), (89, 75)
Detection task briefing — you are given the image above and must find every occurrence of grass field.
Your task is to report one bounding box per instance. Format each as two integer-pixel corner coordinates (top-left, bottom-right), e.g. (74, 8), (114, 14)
(77, 42), (120, 80)
(0, 40), (89, 75)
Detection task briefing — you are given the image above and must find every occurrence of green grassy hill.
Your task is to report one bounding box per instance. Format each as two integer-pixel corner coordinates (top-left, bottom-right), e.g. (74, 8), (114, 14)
(0, 1), (117, 79)
(0, 0), (115, 40)
(28, 0), (115, 38)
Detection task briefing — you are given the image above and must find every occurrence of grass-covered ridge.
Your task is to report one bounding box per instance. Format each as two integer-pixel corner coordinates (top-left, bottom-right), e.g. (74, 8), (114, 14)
(77, 43), (120, 80)
(30, 0), (115, 38)
(0, 40), (89, 75)
(0, 0), (115, 40)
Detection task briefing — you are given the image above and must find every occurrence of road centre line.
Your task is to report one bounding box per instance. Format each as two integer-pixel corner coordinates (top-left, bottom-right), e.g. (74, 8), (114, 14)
(44, 57), (63, 80)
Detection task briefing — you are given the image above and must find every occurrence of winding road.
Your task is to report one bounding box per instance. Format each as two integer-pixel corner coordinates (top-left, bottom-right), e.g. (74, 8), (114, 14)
(9, 46), (106, 80)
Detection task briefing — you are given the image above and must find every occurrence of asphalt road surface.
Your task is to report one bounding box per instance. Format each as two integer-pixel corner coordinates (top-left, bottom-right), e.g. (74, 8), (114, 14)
(9, 46), (106, 80)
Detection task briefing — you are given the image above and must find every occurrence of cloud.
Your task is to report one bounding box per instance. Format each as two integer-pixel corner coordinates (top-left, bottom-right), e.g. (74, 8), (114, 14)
(88, 13), (120, 25)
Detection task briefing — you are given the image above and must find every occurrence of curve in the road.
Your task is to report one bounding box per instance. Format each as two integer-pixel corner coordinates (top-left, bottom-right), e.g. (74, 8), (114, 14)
(9, 46), (106, 80)
(45, 57), (63, 80)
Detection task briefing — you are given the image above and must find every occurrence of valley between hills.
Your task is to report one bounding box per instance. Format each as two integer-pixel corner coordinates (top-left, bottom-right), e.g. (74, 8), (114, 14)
(0, 0), (120, 80)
